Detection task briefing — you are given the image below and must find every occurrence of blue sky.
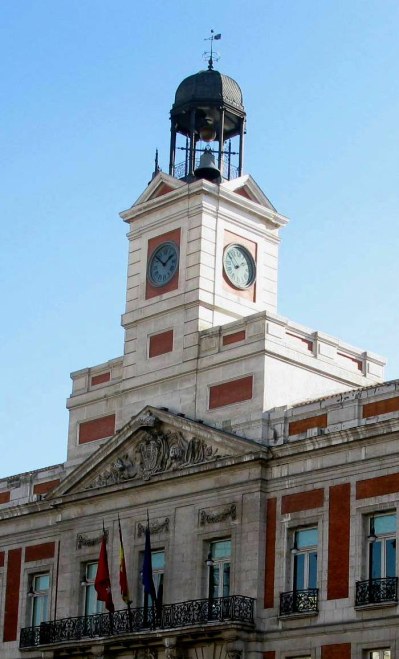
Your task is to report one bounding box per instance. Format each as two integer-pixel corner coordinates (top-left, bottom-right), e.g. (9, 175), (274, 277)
(1, 1), (398, 478)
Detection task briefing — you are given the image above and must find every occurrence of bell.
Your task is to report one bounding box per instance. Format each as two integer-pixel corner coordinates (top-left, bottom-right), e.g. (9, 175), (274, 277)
(194, 148), (221, 182)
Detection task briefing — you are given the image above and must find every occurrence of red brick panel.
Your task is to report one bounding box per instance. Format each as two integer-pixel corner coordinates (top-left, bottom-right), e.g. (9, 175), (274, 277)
(222, 330), (246, 346)
(91, 372), (111, 386)
(321, 643), (351, 659)
(356, 472), (399, 499)
(209, 376), (253, 409)
(281, 488), (324, 514)
(146, 228), (181, 300)
(362, 396), (399, 418)
(78, 414), (116, 445)
(263, 653), (275, 659)
(152, 183), (174, 199)
(3, 548), (22, 642)
(149, 330), (174, 358)
(33, 479), (60, 495)
(337, 351), (363, 371)
(286, 331), (313, 351)
(289, 414), (328, 436)
(25, 542), (55, 563)
(264, 497), (277, 609)
(0, 552), (4, 567)
(0, 491), (10, 504)
(327, 483), (350, 599)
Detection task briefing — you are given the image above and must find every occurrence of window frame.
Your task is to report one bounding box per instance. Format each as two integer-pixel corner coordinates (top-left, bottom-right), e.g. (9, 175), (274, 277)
(139, 547), (165, 608)
(207, 538), (231, 600)
(368, 512), (397, 581)
(81, 561), (104, 616)
(28, 572), (51, 627)
(291, 526), (318, 592)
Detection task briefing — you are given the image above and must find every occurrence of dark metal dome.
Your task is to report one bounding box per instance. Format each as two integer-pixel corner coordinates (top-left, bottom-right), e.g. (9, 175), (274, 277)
(173, 69), (244, 113)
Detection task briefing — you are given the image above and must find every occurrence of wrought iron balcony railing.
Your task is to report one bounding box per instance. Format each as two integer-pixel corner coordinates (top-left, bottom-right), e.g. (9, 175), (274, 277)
(355, 577), (398, 606)
(279, 588), (319, 616)
(20, 594), (255, 649)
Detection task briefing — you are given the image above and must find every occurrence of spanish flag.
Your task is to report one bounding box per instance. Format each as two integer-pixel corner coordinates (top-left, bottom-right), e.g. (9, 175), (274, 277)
(118, 517), (131, 604)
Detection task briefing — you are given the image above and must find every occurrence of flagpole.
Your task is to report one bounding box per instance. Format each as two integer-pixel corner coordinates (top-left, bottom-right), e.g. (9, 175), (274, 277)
(118, 514), (133, 632)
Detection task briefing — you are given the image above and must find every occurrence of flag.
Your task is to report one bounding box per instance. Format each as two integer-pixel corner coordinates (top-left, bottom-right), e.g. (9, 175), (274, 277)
(118, 518), (131, 604)
(214, 33), (221, 40)
(95, 531), (115, 613)
(142, 524), (156, 602)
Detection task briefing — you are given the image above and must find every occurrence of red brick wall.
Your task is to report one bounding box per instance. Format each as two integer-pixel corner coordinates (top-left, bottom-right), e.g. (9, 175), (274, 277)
(327, 483), (350, 599)
(363, 395), (399, 418)
(289, 414), (328, 435)
(222, 330), (246, 346)
(321, 643), (351, 659)
(91, 372), (111, 386)
(209, 376), (253, 409)
(25, 542), (55, 562)
(0, 491), (10, 504)
(356, 472), (399, 499)
(281, 488), (324, 514)
(78, 414), (116, 444)
(3, 548), (22, 642)
(146, 228), (181, 300)
(264, 498), (277, 608)
(33, 479), (60, 495)
(149, 330), (174, 357)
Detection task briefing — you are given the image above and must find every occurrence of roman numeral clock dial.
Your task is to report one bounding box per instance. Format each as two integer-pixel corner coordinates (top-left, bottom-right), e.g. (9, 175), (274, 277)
(147, 241), (179, 287)
(223, 244), (256, 289)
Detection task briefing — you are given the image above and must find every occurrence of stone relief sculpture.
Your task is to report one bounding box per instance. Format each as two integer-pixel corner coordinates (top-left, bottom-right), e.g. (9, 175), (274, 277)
(137, 518), (170, 537)
(76, 529), (108, 549)
(199, 504), (237, 526)
(85, 427), (224, 490)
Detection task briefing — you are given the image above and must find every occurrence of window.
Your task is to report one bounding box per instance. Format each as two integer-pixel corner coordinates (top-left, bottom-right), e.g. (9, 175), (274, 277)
(209, 539), (231, 599)
(369, 513), (396, 580)
(356, 513), (397, 606)
(280, 527), (318, 616)
(293, 528), (318, 591)
(83, 562), (104, 616)
(141, 550), (165, 607)
(29, 573), (50, 626)
(368, 651), (391, 659)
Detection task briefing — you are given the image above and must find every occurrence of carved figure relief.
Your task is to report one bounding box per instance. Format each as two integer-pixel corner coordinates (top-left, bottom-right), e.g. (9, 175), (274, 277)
(85, 427), (224, 490)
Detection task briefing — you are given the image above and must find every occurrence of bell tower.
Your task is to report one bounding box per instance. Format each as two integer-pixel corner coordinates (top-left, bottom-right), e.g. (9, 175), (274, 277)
(169, 65), (246, 181)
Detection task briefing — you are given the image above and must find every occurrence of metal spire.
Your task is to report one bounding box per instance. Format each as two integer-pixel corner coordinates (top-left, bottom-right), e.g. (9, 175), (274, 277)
(203, 30), (221, 70)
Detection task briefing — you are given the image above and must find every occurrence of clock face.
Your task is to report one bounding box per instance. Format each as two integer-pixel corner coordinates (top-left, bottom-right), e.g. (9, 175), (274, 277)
(147, 241), (179, 287)
(223, 244), (256, 289)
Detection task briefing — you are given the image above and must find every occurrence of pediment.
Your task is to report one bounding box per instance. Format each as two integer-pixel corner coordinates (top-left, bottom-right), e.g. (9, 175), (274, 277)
(130, 172), (186, 208)
(49, 407), (263, 499)
(222, 175), (277, 212)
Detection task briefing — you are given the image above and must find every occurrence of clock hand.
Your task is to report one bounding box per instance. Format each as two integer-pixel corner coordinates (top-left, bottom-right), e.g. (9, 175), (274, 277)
(155, 255), (166, 266)
(164, 253), (175, 265)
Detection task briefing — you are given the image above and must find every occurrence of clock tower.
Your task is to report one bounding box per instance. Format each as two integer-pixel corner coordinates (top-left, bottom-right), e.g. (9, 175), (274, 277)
(66, 65), (384, 468)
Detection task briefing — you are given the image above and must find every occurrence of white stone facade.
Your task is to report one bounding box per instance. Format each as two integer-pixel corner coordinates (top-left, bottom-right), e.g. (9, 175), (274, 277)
(0, 153), (397, 659)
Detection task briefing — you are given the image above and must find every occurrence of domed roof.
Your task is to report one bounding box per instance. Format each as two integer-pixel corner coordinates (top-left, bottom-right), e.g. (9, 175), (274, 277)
(173, 69), (244, 113)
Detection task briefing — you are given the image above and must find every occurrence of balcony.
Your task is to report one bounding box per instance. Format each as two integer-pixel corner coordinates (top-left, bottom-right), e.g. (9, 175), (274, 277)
(355, 577), (398, 607)
(20, 595), (255, 649)
(279, 588), (318, 616)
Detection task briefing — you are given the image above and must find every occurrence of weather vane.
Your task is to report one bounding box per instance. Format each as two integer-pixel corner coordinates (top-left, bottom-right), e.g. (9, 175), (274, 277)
(203, 29), (221, 70)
